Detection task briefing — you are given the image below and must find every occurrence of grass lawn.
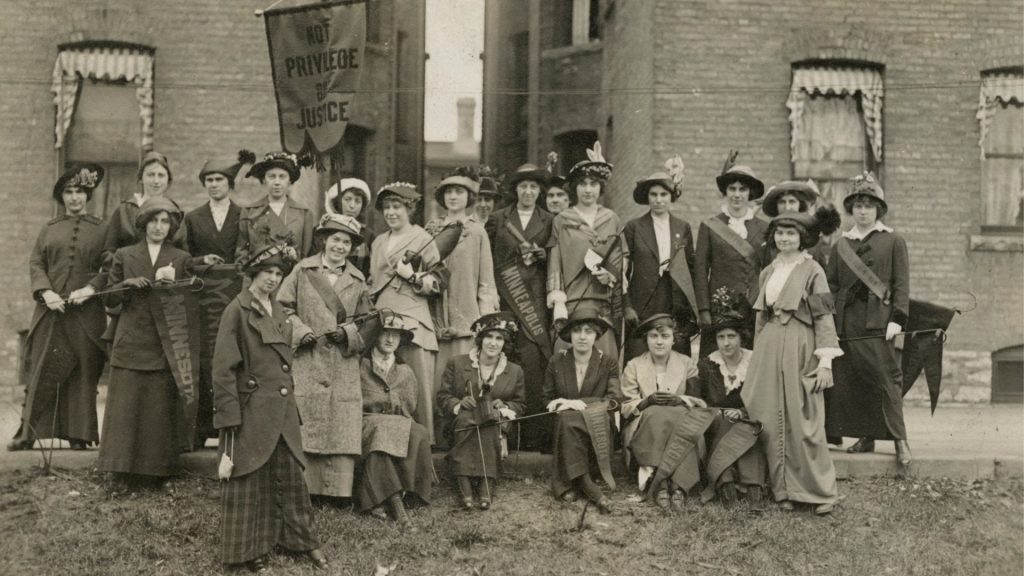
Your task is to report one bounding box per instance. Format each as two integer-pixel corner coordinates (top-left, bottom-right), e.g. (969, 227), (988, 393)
(0, 465), (1020, 576)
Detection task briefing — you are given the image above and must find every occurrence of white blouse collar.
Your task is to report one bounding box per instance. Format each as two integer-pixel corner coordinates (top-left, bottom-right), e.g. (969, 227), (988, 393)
(843, 221), (893, 240)
(707, 349), (752, 393)
(469, 348), (508, 379)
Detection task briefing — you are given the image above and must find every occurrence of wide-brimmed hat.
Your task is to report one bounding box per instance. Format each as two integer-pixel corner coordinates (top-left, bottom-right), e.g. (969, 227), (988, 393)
(567, 141), (613, 187)
(199, 150), (256, 185)
(762, 180), (819, 217)
(507, 163), (551, 191)
(325, 178), (372, 216)
(471, 312), (518, 342)
(716, 165), (764, 200)
(434, 174), (480, 208)
(843, 171), (888, 218)
(138, 150), (172, 182)
(375, 182), (420, 211)
(53, 163), (105, 201)
(377, 311), (415, 345)
(558, 302), (614, 342)
(247, 151), (302, 183)
(240, 241), (297, 276)
(633, 172), (678, 205)
(634, 313), (676, 339)
(314, 213), (364, 247)
(708, 287), (751, 335)
(134, 196), (183, 231)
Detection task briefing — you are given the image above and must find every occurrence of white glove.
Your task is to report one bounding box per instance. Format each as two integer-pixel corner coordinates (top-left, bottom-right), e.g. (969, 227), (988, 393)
(452, 404), (461, 415)
(885, 322), (902, 341)
(546, 399), (564, 413)
(395, 260), (415, 280)
(679, 395), (707, 408)
(67, 285), (96, 306)
(553, 302), (568, 322)
(155, 265), (176, 282)
(498, 407), (517, 420)
(563, 399), (588, 412)
(41, 290), (65, 313)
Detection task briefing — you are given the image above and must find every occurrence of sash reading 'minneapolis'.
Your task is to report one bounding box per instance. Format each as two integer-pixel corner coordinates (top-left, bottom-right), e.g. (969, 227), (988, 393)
(495, 260), (551, 358)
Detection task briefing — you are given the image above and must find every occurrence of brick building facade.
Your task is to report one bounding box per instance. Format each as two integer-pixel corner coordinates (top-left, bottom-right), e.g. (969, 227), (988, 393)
(0, 0), (425, 395)
(482, 0), (1024, 402)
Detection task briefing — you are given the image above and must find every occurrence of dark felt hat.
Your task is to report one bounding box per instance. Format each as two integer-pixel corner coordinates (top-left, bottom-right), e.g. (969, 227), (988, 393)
(199, 150), (256, 185)
(634, 313), (676, 339)
(558, 302), (614, 342)
(53, 163), (104, 201)
(134, 196), (184, 239)
(247, 151), (302, 183)
(762, 180), (819, 217)
(716, 165), (765, 200)
(843, 171), (888, 218)
(507, 163), (551, 190)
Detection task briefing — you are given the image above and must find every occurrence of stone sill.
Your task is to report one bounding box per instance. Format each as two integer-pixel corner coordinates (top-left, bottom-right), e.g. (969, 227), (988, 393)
(969, 229), (1024, 252)
(541, 41), (603, 61)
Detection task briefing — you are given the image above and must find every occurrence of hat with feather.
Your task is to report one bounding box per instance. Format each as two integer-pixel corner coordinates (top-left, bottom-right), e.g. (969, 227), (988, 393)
(633, 154), (685, 204)
(567, 141), (613, 187)
(199, 149), (256, 187)
(715, 150), (765, 200)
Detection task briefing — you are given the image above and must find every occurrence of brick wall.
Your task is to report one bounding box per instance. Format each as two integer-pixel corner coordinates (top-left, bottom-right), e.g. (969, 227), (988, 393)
(0, 0), (422, 394)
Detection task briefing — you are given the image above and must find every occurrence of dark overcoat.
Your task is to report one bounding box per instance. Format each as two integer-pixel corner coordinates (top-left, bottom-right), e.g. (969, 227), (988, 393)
(184, 200), (242, 262)
(693, 213), (767, 314)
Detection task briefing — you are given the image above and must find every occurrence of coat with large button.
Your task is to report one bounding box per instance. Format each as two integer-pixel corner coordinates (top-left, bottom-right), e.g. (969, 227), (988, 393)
(213, 288), (305, 477)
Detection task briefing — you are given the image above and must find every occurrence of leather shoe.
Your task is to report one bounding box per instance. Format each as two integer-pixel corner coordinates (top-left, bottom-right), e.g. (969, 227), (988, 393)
(308, 549), (329, 570)
(654, 489), (670, 510)
(815, 502), (835, 516)
(460, 496), (475, 510)
(779, 500), (794, 511)
(895, 440), (913, 467)
(69, 439), (87, 451)
(847, 437), (875, 454)
(478, 497), (491, 511)
(719, 482), (738, 505)
(248, 556), (269, 573)
(6, 438), (33, 452)
(560, 491), (578, 503)
(595, 496), (613, 515)
(744, 485), (762, 504)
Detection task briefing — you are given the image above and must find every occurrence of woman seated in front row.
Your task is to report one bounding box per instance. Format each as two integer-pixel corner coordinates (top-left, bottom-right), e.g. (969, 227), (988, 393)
(544, 304), (621, 514)
(620, 314), (709, 511)
(437, 313), (525, 511)
(358, 313), (433, 531)
(688, 287), (767, 505)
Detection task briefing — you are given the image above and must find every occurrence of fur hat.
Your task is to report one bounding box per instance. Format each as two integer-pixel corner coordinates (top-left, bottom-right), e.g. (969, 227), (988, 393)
(53, 163), (104, 201)
(199, 150), (256, 186)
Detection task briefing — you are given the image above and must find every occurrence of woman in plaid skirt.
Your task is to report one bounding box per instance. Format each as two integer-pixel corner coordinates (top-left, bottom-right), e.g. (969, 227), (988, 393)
(212, 241), (328, 571)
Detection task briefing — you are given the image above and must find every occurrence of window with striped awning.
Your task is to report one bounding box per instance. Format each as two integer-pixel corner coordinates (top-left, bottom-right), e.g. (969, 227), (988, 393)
(977, 69), (1023, 228)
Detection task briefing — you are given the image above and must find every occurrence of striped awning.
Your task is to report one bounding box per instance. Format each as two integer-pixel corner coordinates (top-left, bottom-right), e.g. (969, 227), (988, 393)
(976, 72), (1024, 156)
(786, 66), (884, 163)
(51, 46), (154, 150)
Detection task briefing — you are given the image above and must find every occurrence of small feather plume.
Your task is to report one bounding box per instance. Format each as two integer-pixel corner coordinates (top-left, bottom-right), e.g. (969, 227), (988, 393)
(664, 154), (685, 189)
(721, 149), (739, 175)
(813, 204), (842, 237)
(546, 151), (559, 174)
(804, 178), (820, 196)
(296, 152), (315, 169)
(586, 141), (606, 163)
(237, 149), (256, 165)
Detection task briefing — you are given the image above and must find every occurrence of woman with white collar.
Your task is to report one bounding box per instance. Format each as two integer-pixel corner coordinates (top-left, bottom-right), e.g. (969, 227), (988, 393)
(825, 172), (912, 467)
(437, 313), (525, 510)
(693, 152), (768, 357)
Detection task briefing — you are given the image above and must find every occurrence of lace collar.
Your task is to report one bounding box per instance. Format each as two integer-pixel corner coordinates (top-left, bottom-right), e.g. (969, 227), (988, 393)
(469, 348), (508, 379)
(707, 349), (752, 393)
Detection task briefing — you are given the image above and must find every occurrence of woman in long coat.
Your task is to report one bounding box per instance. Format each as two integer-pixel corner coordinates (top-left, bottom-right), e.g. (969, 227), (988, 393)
(547, 142), (626, 360)
(489, 163), (554, 451)
(278, 213), (372, 499)
(9, 165), (107, 452)
(620, 314), (709, 511)
(825, 172), (912, 466)
(359, 313), (433, 531)
(437, 313), (525, 510)
(97, 197), (193, 483)
(324, 178), (377, 277)
(693, 155), (768, 356)
(369, 183), (445, 444)
(544, 304), (621, 513)
(212, 241), (327, 571)
(741, 208), (842, 515)
(427, 171), (499, 442)
(237, 152), (315, 262)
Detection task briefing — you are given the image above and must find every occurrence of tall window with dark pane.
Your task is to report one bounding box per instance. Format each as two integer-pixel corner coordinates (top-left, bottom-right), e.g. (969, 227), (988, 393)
(63, 80), (140, 219)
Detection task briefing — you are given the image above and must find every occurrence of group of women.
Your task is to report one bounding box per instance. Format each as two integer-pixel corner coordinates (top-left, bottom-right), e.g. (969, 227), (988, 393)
(12, 144), (912, 571)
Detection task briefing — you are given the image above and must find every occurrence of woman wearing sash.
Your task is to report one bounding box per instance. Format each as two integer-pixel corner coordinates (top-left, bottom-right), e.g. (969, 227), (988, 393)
(212, 241), (327, 571)
(103, 151), (185, 260)
(324, 178), (376, 277)
(825, 172), (912, 467)
(9, 165), (107, 452)
(98, 197), (193, 486)
(427, 169), (499, 442)
(359, 314), (433, 531)
(693, 152), (767, 357)
(437, 313), (525, 510)
(623, 159), (698, 363)
(277, 213), (372, 500)
(369, 183), (445, 444)
(689, 287), (767, 504)
(742, 207), (842, 515)
(544, 304), (621, 513)
(237, 152), (316, 263)
(620, 314), (708, 511)
(490, 163), (554, 450)
(547, 142), (626, 360)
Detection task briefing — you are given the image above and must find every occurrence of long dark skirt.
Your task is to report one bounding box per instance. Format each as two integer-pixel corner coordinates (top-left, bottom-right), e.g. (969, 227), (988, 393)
(826, 298), (907, 441)
(14, 313), (103, 444)
(508, 330), (550, 451)
(447, 411), (502, 479)
(221, 439), (319, 565)
(549, 410), (612, 498)
(357, 422), (433, 511)
(96, 367), (180, 477)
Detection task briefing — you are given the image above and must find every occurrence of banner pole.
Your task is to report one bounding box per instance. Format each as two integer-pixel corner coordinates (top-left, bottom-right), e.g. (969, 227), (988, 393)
(254, 0), (285, 17)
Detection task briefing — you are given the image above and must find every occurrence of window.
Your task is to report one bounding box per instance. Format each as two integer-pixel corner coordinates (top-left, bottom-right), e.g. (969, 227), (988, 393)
(52, 44), (154, 218)
(787, 64), (884, 236)
(992, 345), (1023, 403)
(555, 129), (598, 173)
(977, 69), (1024, 229)
(554, 0), (600, 47)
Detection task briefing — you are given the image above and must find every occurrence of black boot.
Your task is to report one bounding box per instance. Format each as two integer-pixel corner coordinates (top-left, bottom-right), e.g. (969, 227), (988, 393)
(847, 437), (875, 453)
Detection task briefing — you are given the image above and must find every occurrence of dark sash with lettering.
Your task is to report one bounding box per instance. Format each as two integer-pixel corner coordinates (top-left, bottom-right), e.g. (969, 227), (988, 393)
(837, 238), (891, 304)
(668, 245), (698, 312)
(149, 285), (202, 452)
(581, 401), (616, 490)
(699, 417), (762, 502)
(495, 259), (551, 358)
(704, 217), (758, 268)
(644, 407), (716, 500)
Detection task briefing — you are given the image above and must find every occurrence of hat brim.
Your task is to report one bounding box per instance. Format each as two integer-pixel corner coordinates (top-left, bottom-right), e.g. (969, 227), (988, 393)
(558, 316), (614, 342)
(54, 164), (105, 200)
(508, 169), (551, 190)
(716, 173), (765, 200)
(762, 186), (817, 217)
(248, 160), (301, 183)
(434, 177), (479, 208)
(314, 223), (365, 247)
(632, 178), (679, 205)
(843, 192), (888, 218)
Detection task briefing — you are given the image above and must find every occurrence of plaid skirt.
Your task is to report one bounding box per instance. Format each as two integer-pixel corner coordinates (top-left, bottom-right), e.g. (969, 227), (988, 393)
(221, 439), (319, 565)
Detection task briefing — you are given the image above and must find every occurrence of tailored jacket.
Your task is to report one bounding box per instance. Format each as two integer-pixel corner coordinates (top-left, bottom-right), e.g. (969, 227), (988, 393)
(368, 226), (442, 351)
(693, 212), (768, 313)
(542, 348), (621, 406)
(237, 195), (315, 261)
(105, 241), (192, 371)
(623, 212), (696, 318)
(28, 214), (107, 344)
(826, 229), (910, 332)
(437, 352), (527, 423)
(425, 217), (498, 337)
(212, 289), (305, 477)
(184, 200), (241, 263)
(490, 205), (553, 286)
